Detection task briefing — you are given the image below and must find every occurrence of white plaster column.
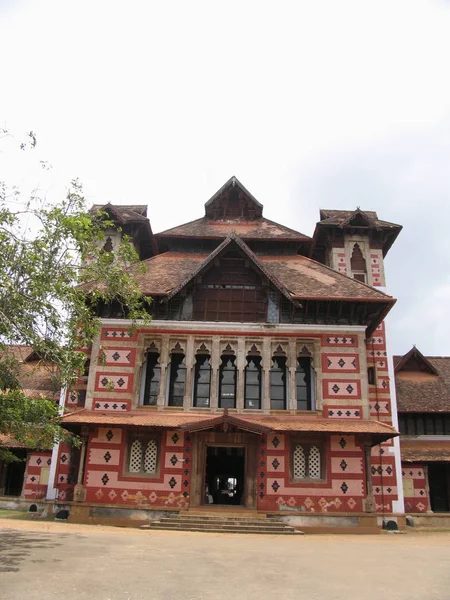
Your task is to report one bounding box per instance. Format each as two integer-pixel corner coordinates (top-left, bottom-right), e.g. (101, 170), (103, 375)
(157, 337), (169, 407)
(262, 337), (271, 412)
(364, 444), (376, 513)
(184, 337), (195, 408)
(210, 337), (220, 410)
(84, 333), (101, 410)
(288, 340), (297, 410)
(46, 385), (67, 500)
(236, 338), (245, 411)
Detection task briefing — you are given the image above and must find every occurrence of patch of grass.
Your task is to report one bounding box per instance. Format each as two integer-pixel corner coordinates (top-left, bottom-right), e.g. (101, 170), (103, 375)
(0, 509), (33, 520)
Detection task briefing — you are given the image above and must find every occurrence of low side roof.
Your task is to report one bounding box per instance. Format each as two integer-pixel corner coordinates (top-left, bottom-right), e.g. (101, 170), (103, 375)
(401, 439), (450, 462)
(90, 204), (148, 222)
(394, 351), (450, 412)
(61, 410), (398, 443)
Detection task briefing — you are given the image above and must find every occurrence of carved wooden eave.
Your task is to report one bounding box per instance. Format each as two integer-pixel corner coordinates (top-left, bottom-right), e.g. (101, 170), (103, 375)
(179, 412), (272, 435)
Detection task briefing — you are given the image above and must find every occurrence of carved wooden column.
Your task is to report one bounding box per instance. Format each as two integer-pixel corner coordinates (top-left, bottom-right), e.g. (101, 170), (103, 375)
(184, 337), (195, 408)
(236, 338), (245, 411)
(210, 338), (220, 410)
(288, 340), (297, 410)
(157, 337), (169, 407)
(262, 337), (271, 412)
(73, 426), (89, 502)
(364, 444), (375, 512)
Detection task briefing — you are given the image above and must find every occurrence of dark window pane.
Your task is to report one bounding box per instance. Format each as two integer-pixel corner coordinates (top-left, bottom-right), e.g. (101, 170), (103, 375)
(296, 357), (312, 410)
(245, 356), (261, 409)
(416, 416), (425, 435)
(398, 415), (406, 434)
(194, 354), (211, 407)
(143, 352), (161, 406)
(219, 356), (237, 409)
(168, 354), (186, 406)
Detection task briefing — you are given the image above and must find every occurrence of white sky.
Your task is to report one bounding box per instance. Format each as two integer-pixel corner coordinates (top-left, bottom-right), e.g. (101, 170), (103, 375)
(1, 0), (450, 356)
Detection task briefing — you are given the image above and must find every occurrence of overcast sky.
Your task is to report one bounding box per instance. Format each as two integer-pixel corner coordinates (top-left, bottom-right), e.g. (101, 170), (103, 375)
(1, 0), (450, 356)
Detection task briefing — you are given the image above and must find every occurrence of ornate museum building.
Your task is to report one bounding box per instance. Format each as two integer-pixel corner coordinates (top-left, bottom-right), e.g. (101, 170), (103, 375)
(14, 177), (409, 530)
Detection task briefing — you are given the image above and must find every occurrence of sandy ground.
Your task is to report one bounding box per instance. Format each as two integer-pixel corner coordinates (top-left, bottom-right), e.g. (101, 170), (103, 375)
(1, 518), (450, 600)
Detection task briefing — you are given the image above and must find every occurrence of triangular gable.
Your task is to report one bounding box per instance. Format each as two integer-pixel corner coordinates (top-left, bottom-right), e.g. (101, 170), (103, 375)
(340, 209), (378, 229)
(204, 176), (263, 219)
(166, 232), (294, 303)
(394, 346), (438, 375)
(179, 411), (272, 435)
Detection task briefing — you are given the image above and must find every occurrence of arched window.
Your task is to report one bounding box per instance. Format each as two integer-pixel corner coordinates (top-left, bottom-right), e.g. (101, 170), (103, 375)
(168, 353), (186, 407)
(270, 356), (287, 410)
(140, 351), (161, 406)
(128, 438), (158, 474)
(244, 355), (262, 409)
(219, 355), (237, 409)
(296, 355), (314, 410)
(193, 354), (212, 407)
(103, 236), (113, 252)
(350, 243), (367, 282)
(292, 443), (322, 479)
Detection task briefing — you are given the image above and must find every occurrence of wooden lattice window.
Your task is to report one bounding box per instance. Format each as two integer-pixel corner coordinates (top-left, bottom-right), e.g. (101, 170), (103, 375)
(292, 442), (323, 480)
(127, 437), (159, 475)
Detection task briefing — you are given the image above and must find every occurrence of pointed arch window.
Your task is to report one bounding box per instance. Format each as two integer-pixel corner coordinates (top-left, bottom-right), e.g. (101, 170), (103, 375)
(244, 355), (262, 409)
(140, 351), (161, 406)
(127, 436), (159, 475)
(219, 355), (237, 409)
(168, 353), (186, 407)
(296, 353), (315, 410)
(193, 354), (212, 407)
(270, 356), (287, 410)
(350, 243), (367, 283)
(292, 442), (323, 480)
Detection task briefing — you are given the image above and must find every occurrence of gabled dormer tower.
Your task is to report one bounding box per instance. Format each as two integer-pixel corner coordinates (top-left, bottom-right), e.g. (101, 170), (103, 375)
(312, 209), (402, 287)
(89, 203), (158, 260)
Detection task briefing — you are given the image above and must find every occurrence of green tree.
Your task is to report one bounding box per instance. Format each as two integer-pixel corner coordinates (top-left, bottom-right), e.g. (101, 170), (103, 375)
(0, 132), (150, 461)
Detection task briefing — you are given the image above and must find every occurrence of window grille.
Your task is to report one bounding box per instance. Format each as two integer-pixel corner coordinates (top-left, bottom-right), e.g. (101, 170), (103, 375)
(293, 443), (323, 480)
(129, 440), (143, 473)
(128, 438), (158, 475)
(144, 440), (158, 473)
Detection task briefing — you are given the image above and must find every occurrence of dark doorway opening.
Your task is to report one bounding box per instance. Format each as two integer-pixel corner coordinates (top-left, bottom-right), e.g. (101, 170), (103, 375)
(429, 463), (450, 512)
(3, 450), (27, 496)
(204, 446), (245, 506)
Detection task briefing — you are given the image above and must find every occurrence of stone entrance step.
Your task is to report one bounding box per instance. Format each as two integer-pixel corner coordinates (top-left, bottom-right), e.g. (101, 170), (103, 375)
(141, 513), (302, 535)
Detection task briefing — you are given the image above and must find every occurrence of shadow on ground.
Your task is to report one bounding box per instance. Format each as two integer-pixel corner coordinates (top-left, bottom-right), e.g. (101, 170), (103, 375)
(0, 529), (63, 573)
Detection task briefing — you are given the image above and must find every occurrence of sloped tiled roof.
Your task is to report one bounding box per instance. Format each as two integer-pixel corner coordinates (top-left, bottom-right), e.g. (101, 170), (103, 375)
(156, 216), (311, 241)
(131, 248), (393, 303)
(61, 410), (397, 442)
(0, 345), (59, 401)
(319, 209), (401, 230)
(394, 352), (450, 413)
(400, 439), (450, 462)
(90, 204), (148, 222)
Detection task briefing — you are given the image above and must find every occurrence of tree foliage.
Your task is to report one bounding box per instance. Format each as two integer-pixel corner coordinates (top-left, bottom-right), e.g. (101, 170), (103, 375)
(0, 132), (150, 461)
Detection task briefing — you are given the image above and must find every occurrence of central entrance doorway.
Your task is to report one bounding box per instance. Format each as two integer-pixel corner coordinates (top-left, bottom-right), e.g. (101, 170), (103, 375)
(205, 446), (245, 506)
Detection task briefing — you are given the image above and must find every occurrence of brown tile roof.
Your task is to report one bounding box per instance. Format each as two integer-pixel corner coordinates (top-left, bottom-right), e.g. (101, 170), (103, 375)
(132, 248), (393, 303)
(62, 410), (397, 442)
(90, 204), (148, 222)
(0, 434), (28, 449)
(156, 216), (311, 242)
(0, 345), (59, 401)
(319, 209), (401, 230)
(400, 439), (450, 462)
(258, 255), (392, 301)
(133, 252), (208, 295)
(395, 354), (450, 412)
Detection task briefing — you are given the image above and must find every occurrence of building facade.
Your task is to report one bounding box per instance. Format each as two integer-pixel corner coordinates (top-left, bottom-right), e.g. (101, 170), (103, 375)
(396, 347), (450, 514)
(31, 177), (404, 527)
